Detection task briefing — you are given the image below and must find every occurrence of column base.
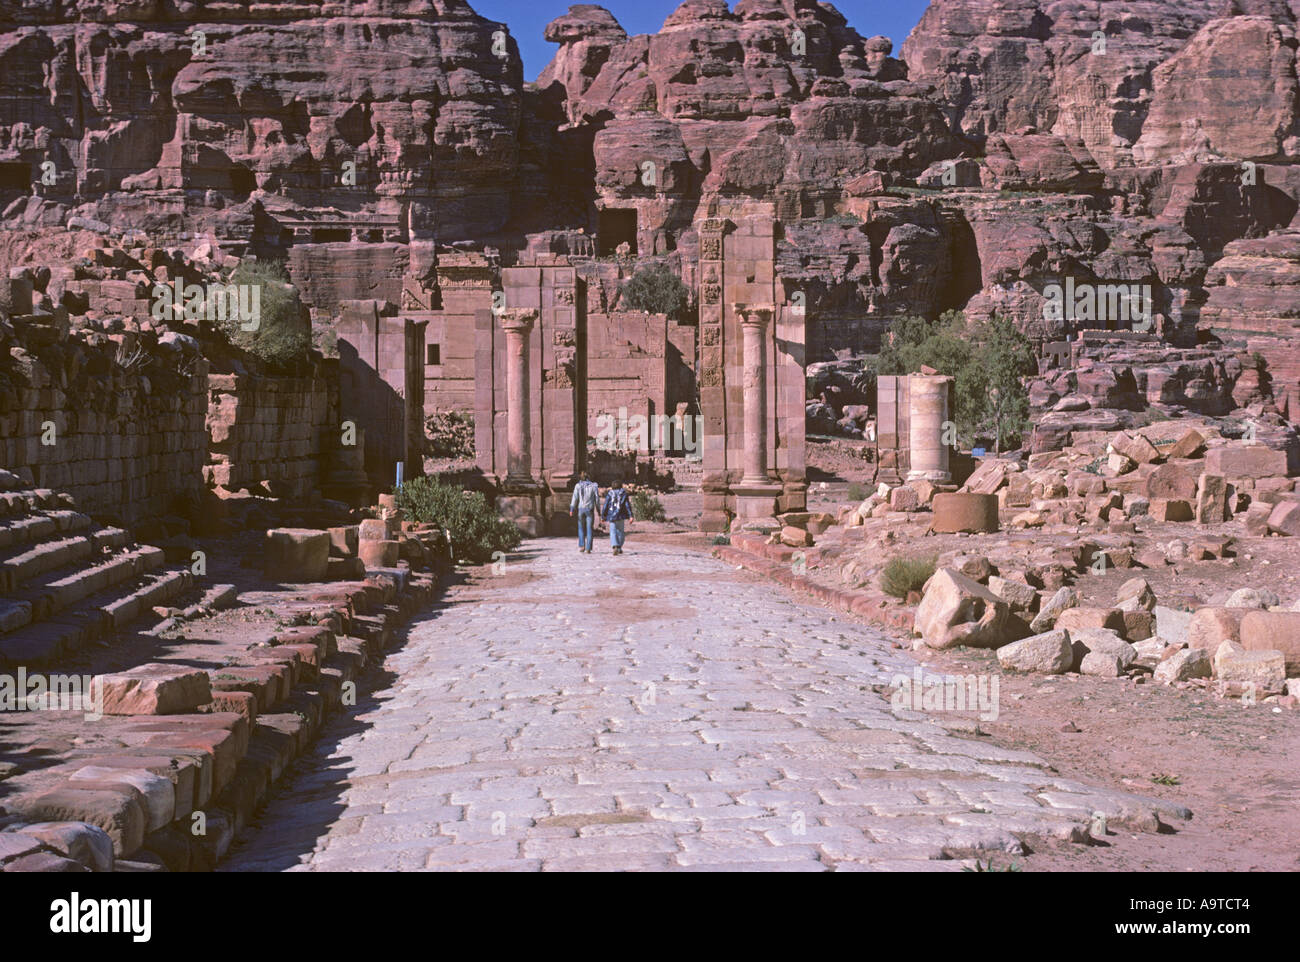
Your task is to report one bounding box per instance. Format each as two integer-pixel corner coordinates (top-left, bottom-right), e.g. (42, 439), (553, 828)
(906, 469), (953, 483)
(732, 481), (784, 522)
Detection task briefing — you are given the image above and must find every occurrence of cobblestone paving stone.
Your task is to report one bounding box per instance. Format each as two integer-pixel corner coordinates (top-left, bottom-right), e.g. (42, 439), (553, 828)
(224, 539), (1189, 872)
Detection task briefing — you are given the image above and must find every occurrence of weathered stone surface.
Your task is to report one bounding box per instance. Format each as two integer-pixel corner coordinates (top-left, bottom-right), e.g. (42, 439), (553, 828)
(1030, 587), (1078, 633)
(1268, 501), (1300, 537)
(915, 567), (1022, 650)
(1154, 605), (1193, 644)
(1116, 578), (1156, 612)
(264, 529), (330, 583)
(931, 493), (1000, 534)
(358, 539), (400, 568)
(14, 822), (114, 872)
(1187, 607), (1248, 652)
(1069, 628), (1137, 676)
(988, 575), (1037, 612)
(91, 664), (212, 716)
(1055, 607), (1125, 634)
(68, 766), (175, 832)
(1240, 611), (1300, 672)
(1154, 647), (1212, 684)
(14, 788), (146, 857)
(997, 630), (1073, 674)
(1215, 649), (1287, 694)
(1205, 446), (1289, 480)
(1195, 474), (1228, 524)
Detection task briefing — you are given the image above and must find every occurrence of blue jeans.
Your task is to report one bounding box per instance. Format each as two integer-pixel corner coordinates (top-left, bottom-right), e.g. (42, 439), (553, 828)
(576, 512), (594, 551)
(608, 518), (625, 549)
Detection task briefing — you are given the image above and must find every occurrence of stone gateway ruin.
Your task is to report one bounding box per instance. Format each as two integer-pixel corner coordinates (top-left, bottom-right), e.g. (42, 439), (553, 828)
(1, 0), (1300, 882)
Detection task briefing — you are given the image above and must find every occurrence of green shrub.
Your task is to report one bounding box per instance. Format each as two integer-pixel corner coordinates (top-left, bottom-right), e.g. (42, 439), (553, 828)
(619, 263), (691, 319)
(629, 487), (666, 522)
(221, 260), (311, 371)
(846, 482), (868, 502)
(394, 476), (522, 564)
(880, 555), (937, 600)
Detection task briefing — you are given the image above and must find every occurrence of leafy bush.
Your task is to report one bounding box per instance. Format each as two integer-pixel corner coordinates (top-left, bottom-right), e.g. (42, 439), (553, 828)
(846, 482), (868, 503)
(394, 476), (522, 564)
(880, 555), (937, 600)
(221, 260), (311, 371)
(870, 311), (1035, 453)
(425, 411), (475, 460)
(620, 263), (691, 319)
(628, 487), (666, 522)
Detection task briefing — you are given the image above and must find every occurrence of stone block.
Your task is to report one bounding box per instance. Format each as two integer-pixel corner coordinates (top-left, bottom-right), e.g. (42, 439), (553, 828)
(358, 539), (400, 568)
(1267, 501), (1300, 537)
(328, 526), (359, 557)
(16, 788), (146, 857)
(264, 528), (330, 582)
(1195, 474), (1228, 524)
(915, 567), (1023, 650)
(91, 663), (212, 715)
(1205, 445), (1287, 480)
(1149, 498), (1194, 522)
(1215, 649), (1286, 693)
(930, 493), (999, 534)
(1240, 610), (1300, 672)
(997, 630), (1073, 674)
(1055, 607), (1125, 633)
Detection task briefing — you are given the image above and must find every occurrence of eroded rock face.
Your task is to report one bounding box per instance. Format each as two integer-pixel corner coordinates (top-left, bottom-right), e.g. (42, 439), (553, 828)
(0, 0), (525, 242)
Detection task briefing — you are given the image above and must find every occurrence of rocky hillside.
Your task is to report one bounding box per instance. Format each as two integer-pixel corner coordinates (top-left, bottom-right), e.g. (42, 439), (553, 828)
(2, 0), (1299, 421)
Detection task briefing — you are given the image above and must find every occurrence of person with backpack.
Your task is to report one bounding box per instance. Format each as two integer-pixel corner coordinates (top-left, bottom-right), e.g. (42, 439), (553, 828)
(600, 480), (634, 555)
(569, 471), (600, 554)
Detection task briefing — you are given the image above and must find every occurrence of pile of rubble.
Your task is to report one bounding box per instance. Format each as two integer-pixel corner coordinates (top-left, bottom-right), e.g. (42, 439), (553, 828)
(915, 560), (1299, 706)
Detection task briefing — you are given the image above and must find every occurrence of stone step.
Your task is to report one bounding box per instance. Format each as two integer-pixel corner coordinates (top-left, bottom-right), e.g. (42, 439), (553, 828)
(1, 544), (165, 627)
(0, 534), (97, 593)
(0, 568), (191, 668)
(0, 508), (94, 550)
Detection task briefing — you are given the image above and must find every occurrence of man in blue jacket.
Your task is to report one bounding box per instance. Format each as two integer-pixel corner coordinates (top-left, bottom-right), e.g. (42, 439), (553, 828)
(569, 471), (600, 553)
(601, 480), (634, 555)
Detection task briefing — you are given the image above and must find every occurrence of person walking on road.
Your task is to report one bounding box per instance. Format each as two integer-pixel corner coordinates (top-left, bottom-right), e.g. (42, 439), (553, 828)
(601, 480), (634, 555)
(570, 471), (600, 554)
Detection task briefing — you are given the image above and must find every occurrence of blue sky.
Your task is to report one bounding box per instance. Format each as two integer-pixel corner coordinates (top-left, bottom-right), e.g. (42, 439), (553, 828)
(472, 0), (934, 81)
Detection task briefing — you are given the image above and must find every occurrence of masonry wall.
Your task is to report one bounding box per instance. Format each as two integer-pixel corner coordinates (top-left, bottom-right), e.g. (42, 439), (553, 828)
(205, 367), (339, 499)
(587, 311), (668, 438)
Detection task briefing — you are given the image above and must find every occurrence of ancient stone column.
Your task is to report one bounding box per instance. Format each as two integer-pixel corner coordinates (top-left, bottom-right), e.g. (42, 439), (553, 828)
(738, 305), (775, 485)
(907, 374), (953, 483)
(499, 308), (538, 485)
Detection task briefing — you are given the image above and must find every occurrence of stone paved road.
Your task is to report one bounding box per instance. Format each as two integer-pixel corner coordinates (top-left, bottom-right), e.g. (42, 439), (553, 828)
(224, 538), (1187, 872)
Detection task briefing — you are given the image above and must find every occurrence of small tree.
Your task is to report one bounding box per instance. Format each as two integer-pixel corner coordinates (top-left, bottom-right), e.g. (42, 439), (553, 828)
(968, 315), (1036, 453)
(619, 263), (691, 319)
(221, 260), (310, 371)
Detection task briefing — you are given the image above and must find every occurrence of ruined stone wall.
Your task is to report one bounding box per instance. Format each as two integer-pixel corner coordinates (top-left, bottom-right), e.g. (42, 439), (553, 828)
(204, 368), (339, 499)
(0, 365), (210, 524)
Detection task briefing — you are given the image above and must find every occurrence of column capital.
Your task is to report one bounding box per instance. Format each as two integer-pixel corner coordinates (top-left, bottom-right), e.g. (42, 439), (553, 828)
(734, 303), (776, 329)
(498, 307), (538, 333)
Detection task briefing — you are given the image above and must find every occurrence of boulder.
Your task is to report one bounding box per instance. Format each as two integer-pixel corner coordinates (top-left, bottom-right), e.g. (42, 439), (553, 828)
(1215, 649), (1286, 694)
(264, 529), (330, 583)
(1225, 588), (1278, 609)
(1055, 607), (1125, 633)
(1240, 611), (1300, 673)
(1122, 610), (1155, 642)
(1194, 474), (1228, 524)
(1146, 462), (1200, 501)
(1187, 607), (1247, 650)
(1154, 605), (1193, 644)
(1150, 499), (1194, 522)
(1115, 577), (1156, 612)
(1267, 501), (1300, 537)
(997, 630), (1073, 674)
(1154, 647), (1212, 684)
(915, 568), (1024, 650)
(1030, 587), (1078, 633)
(988, 576), (1038, 612)
(1166, 429), (1205, 460)
(1204, 445), (1288, 480)
(1070, 627), (1137, 676)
